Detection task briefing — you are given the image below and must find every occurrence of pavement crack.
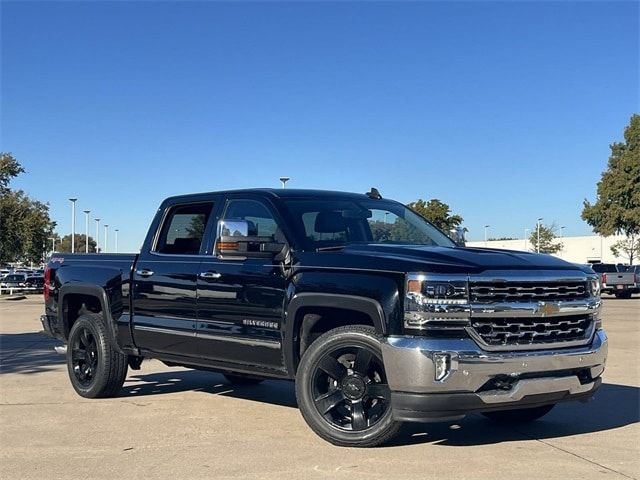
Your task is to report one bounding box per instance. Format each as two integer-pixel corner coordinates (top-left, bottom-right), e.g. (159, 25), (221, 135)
(514, 427), (637, 480)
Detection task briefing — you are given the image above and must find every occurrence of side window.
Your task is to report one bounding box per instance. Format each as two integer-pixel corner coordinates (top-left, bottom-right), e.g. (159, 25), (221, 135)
(222, 199), (278, 237)
(155, 202), (214, 255)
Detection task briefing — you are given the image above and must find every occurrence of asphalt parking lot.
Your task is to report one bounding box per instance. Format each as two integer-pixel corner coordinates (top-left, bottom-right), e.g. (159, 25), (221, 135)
(1, 297), (638, 480)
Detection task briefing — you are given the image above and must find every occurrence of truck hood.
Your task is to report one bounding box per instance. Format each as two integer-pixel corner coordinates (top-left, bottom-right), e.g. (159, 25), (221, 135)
(300, 244), (589, 275)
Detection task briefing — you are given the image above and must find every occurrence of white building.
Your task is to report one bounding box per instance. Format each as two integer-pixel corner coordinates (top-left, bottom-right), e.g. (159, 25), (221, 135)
(466, 235), (630, 265)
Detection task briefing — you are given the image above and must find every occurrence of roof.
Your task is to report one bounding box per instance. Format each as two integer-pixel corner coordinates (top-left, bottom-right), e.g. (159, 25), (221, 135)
(163, 188), (380, 203)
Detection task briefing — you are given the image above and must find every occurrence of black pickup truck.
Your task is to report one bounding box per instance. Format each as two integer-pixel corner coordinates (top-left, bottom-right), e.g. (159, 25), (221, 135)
(42, 188), (607, 447)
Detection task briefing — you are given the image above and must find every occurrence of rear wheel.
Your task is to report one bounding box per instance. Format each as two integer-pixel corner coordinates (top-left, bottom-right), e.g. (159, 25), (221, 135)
(482, 404), (555, 423)
(295, 325), (401, 447)
(223, 374), (264, 386)
(67, 313), (128, 398)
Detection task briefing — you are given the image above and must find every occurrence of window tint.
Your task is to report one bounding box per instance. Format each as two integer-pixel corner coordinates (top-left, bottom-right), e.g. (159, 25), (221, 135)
(223, 199), (278, 237)
(155, 202), (214, 255)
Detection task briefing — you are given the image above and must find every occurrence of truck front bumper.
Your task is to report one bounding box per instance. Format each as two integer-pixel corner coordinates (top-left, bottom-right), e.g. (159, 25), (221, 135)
(380, 329), (607, 422)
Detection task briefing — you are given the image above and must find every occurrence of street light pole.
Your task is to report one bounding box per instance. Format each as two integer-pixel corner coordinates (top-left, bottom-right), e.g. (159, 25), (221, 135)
(83, 210), (90, 253)
(484, 225), (490, 247)
(279, 176), (290, 188)
(48, 237), (56, 253)
(524, 228), (530, 251)
(115, 229), (119, 253)
(104, 225), (109, 253)
(69, 198), (78, 253)
(95, 218), (101, 253)
(537, 218), (543, 253)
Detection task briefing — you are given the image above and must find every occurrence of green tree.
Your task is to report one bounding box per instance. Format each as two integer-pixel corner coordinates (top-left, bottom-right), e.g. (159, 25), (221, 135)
(0, 153), (55, 264)
(0, 153), (25, 193)
(407, 198), (463, 232)
(55, 234), (97, 253)
(582, 114), (640, 263)
(610, 236), (639, 265)
(529, 223), (563, 254)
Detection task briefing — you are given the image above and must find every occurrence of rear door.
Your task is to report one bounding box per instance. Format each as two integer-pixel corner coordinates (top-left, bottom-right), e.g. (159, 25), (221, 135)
(132, 200), (217, 357)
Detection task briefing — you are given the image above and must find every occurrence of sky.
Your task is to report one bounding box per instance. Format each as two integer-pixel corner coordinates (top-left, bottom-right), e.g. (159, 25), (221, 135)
(1, 1), (638, 252)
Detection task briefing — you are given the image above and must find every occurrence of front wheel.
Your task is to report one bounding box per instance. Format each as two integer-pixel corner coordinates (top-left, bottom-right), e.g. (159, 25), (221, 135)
(295, 325), (401, 447)
(67, 312), (128, 398)
(482, 404), (555, 423)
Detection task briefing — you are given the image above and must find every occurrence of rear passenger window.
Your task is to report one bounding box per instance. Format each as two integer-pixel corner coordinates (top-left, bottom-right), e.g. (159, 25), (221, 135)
(155, 202), (214, 255)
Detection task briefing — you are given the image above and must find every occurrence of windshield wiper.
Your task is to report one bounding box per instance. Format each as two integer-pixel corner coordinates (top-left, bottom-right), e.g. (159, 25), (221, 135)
(316, 245), (347, 252)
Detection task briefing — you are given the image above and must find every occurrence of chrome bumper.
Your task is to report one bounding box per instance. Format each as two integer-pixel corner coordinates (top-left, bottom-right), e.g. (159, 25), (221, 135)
(380, 329), (607, 396)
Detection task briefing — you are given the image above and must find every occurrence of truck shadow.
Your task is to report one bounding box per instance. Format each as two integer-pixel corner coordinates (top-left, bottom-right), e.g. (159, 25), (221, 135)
(123, 370), (638, 446)
(0, 332), (65, 375)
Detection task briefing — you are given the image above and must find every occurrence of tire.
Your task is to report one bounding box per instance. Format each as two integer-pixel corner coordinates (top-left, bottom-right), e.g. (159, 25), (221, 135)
(295, 325), (401, 447)
(67, 312), (128, 398)
(482, 404), (555, 423)
(223, 374), (264, 386)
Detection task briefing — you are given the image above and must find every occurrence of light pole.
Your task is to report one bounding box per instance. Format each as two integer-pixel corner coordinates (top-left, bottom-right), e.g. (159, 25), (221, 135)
(484, 225), (490, 247)
(69, 198), (78, 253)
(524, 228), (530, 251)
(104, 225), (109, 253)
(536, 218), (543, 253)
(114, 229), (119, 253)
(95, 218), (101, 253)
(83, 210), (90, 253)
(48, 237), (56, 253)
(279, 176), (290, 188)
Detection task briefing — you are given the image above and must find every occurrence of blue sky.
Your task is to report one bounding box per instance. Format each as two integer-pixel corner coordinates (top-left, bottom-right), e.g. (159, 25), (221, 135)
(1, 1), (638, 251)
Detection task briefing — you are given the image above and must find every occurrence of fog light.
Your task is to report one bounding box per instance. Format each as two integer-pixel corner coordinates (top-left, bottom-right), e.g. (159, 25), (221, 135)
(434, 353), (451, 381)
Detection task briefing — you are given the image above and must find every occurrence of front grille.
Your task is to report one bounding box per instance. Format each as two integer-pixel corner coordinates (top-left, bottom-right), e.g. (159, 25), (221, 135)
(470, 281), (588, 303)
(470, 314), (593, 347)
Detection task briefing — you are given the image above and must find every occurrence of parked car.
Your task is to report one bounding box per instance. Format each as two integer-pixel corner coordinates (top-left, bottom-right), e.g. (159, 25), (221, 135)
(41, 188), (607, 447)
(0, 273), (28, 292)
(590, 263), (638, 298)
(24, 275), (45, 293)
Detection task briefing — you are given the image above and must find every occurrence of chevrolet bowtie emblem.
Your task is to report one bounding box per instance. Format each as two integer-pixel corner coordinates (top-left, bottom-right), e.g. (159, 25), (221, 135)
(538, 302), (560, 316)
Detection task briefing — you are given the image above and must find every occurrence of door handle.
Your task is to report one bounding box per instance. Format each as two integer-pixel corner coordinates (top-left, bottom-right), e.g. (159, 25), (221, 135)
(135, 269), (154, 277)
(199, 271), (222, 280)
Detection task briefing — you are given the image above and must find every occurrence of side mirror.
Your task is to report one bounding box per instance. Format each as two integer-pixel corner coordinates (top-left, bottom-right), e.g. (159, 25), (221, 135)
(215, 219), (285, 259)
(449, 226), (466, 247)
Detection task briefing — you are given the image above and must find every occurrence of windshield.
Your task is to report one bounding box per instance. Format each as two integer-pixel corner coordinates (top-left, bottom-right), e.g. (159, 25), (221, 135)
(282, 198), (456, 251)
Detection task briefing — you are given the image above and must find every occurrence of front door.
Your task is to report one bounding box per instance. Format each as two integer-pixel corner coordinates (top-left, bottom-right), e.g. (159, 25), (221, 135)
(196, 197), (287, 370)
(132, 201), (215, 357)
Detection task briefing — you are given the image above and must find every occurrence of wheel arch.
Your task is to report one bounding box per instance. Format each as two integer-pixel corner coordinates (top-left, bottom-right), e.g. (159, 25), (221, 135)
(284, 293), (387, 376)
(58, 283), (123, 353)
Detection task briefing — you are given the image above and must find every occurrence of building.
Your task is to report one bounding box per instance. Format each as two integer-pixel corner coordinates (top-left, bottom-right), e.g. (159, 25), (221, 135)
(466, 234), (630, 265)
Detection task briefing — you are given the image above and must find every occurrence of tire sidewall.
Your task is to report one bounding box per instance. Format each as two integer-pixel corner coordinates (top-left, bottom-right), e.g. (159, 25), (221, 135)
(295, 326), (398, 446)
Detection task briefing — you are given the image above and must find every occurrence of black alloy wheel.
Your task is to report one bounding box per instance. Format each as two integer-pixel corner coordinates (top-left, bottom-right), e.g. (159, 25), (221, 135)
(311, 345), (391, 432)
(71, 326), (99, 387)
(295, 325), (401, 447)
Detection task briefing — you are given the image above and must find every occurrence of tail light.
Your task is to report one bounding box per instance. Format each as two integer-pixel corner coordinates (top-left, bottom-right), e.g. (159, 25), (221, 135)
(44, 267), (51, 301)
(602, 273), (607, 285)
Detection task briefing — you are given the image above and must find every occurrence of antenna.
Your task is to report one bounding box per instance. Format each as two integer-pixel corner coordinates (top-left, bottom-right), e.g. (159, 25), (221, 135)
(366, 187), (382, 199)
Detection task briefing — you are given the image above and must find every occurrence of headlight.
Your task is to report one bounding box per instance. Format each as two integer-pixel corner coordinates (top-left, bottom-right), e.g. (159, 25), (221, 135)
(405, 274), (470, 329)
(588, 276), (601, 297)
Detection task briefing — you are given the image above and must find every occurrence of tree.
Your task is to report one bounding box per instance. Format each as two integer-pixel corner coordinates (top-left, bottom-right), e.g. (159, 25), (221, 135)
(488, 237), (518, 241)
(0, 153), (55, 264)
(407, 198), (463, 232)
(55, 234), (97, 253)
(610, 236), (639, 265)
(0, 152), (25, 193)
(582, 114), (640, 263)
(529, 223), (563, 254)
